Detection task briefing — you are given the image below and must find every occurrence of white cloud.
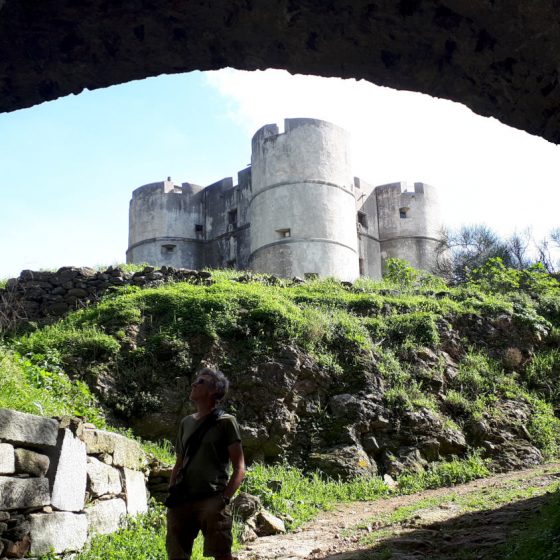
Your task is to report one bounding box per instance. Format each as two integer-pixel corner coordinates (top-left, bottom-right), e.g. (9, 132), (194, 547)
(205, 68), (560, 241)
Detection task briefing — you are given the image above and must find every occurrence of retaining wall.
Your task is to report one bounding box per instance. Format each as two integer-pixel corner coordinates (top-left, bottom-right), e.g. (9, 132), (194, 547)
(0, 409), (149, 558)
(0, 265), (212, 330)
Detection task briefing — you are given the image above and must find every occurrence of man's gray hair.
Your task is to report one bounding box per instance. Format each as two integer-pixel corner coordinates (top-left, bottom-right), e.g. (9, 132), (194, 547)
(198, 367), (230, 401)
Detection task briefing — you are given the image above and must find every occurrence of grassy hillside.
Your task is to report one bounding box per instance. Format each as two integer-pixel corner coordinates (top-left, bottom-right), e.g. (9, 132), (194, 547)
(4, 262), (560, 459)
(2, 259), (560, 559)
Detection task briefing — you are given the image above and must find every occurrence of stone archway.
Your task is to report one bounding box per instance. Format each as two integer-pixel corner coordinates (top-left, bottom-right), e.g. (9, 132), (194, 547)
(1, 1), (559, 143)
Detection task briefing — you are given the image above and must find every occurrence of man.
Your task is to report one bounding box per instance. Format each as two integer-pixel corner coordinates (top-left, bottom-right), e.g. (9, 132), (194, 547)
(167, 367), (245, 560)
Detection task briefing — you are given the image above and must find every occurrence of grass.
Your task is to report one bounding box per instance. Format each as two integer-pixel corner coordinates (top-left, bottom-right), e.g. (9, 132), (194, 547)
(3, 263), (560, 460)
(0, 346), (108, 425)
(240, 455), (491, 530)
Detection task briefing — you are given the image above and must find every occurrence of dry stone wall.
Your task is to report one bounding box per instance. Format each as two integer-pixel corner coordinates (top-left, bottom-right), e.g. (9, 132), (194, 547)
(0, 265), (212, 331)
(0, 409), (149, 558)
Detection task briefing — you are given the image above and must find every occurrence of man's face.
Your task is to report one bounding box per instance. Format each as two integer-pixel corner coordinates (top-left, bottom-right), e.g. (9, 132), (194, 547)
(189, 374), (216, 402)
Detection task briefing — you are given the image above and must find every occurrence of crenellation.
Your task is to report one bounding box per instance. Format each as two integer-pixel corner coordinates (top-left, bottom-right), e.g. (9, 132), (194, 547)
(127, 119), (443, 279)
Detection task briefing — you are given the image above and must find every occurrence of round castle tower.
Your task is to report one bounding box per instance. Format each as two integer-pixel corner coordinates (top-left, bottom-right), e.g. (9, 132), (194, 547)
(375, 181), (442, 272)
(127, 178), (205, 269)
(249, 118), (360, 282)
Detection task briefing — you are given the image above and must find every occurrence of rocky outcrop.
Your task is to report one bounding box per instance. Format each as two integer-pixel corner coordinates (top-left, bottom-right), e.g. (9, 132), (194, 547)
(0, 409), (149, 557)
(0, 2), (559, 144)
(134, 339), (546, 484)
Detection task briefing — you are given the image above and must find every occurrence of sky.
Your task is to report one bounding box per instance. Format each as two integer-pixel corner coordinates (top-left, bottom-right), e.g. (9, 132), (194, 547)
(0, 68), (559, 279)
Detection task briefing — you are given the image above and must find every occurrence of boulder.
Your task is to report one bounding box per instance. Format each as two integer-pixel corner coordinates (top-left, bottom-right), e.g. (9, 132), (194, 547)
(0, 444), (15, 475)
(308, 445), (377, 479)
(0, 477), (50, 510)
(437, 428), (468, 456)
(0, 409), (58, 447)
(14, 448), (50, 477)
(86, 457), (122, 497)
(383, 474), (398, 490)
(86, 498), (127, 536)
(123, 468), (148, 515)
(29, 512), (88, 556)
(256, 510), (286, 535)
(231, 492), (261, 521)
(49, 429), (87, 512)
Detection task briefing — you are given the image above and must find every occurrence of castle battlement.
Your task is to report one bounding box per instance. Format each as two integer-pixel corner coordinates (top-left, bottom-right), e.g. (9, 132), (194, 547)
(127, 119), (442, 280)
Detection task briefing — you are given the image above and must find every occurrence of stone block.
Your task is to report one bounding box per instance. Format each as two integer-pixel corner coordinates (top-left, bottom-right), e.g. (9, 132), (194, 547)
(0, 477), (50, 510)
(86, 498), (127, 536)
(0, 409), (58, 447)
(0, 444), (15, 475)
(50, 429), (87, 511)
(86, 457), (122, 497)
(82, 429), (147, 469)
(123, 468), (148, 515)
(29, 512), (88, 556)
(14, 448), (50, 477)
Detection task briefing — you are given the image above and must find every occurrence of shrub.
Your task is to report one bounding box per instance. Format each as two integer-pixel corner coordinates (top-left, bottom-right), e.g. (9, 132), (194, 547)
(525, 349), (560, 405)
(526, 396), (560, 458)
(502, 347), (524, 369)
(384, 258), (418, 288)
(384, 312), (440, 347)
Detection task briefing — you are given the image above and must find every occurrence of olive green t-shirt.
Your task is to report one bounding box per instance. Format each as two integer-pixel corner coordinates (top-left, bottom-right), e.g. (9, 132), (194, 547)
(175, 413), (241, 496)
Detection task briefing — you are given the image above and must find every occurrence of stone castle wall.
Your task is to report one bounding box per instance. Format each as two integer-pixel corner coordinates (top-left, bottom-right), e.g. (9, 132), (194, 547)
(126, 118), (442, 280)
(0, 409), (148, 557)
(0, 265), (213, 328)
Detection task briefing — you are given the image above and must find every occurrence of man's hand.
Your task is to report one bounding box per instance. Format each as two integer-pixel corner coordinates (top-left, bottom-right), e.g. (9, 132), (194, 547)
(222, 441), (246, 499)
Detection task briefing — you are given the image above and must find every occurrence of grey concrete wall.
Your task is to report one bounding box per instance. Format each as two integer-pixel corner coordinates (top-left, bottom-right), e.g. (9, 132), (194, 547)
(380, 237), (441, 273)
(203, 173), (251, 270)
(249, 118), (359, 282)
(355, 178), (382, 279)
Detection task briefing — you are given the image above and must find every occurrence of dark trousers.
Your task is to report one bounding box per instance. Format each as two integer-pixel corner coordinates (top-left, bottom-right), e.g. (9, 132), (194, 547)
(166, 495), (233, 560)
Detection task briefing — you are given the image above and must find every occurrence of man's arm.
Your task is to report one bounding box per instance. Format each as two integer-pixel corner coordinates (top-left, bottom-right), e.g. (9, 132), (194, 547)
(222, 441), (246, 499)
(169, 456), (182, 488)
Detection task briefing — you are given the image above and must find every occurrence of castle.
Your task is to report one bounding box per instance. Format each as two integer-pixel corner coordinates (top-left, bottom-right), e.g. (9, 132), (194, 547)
(127, 118), (442, 282)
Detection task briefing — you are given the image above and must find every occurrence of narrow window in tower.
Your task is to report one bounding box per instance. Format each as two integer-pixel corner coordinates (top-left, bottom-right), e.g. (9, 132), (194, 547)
(195, 224), (203, 233)
(357, 211), (368, 229)
(359, 258), (365, 276)
(228, 209), (238, 229)
(399, 207), (410, 219)
(276, 228), (291, 238)
(161, 244), (176, 255)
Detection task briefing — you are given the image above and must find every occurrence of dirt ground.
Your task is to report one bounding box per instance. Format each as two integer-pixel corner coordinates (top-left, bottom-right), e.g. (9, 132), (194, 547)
(238, 463), (560, 560)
